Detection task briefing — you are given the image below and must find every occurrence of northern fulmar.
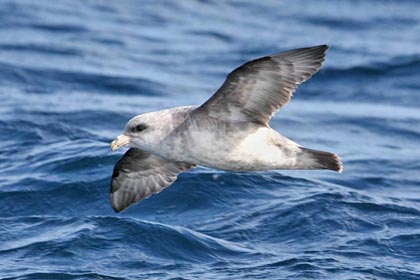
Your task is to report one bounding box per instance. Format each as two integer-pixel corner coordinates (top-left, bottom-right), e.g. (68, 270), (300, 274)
(110, 45), (342, 212)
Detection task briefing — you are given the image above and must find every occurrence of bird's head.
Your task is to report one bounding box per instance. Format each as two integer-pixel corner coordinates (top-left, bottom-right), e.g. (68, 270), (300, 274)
(110, 112), (161, 151)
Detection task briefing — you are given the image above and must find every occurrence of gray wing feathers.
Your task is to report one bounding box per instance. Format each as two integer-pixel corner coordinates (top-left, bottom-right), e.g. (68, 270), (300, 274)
(110, 148), (193, 212)
(196, 45), (329, 124)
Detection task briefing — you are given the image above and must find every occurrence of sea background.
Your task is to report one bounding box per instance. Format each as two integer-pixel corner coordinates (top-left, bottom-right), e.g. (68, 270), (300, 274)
(1, 1), (419, 279)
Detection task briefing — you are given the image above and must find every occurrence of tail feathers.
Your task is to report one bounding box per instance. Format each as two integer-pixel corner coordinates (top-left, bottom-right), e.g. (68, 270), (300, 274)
(300, 147), (343, 173)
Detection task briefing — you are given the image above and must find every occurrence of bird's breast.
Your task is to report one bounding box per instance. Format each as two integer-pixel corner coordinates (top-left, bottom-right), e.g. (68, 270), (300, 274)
(163, 125), (286, 171)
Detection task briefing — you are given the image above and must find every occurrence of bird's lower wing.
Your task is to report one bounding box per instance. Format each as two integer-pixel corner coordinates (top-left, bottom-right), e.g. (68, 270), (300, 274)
(110, 148), (194, 212)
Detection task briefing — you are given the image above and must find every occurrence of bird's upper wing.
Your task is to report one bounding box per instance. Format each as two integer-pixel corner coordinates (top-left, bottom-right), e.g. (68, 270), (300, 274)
(110, 148), (194, 212)
(194, 45), (329, 125)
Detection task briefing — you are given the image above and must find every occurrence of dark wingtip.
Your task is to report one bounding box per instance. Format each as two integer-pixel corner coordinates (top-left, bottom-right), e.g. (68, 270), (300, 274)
(112, 207), (122, 213)
(302, 44), (329, 53)
(331, 153), (343, 173)
(313, 44), (329, 51)
(309, 44), (330, 58)
(313, 44), (330, 58)
(322, 152), (343, 173)
(110, 192), (126, 213)
(321, 44), (330, 54)
(301, 147), (343, 173)
(112, 205), (123, 213)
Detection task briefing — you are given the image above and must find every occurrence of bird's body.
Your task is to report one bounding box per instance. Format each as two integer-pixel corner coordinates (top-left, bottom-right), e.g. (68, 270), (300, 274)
(144, 106), (316, 172)
(109, 45), (343, 212)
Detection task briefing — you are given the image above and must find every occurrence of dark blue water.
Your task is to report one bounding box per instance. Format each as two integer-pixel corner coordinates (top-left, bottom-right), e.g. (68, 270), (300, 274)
(1, 1), (419, 279)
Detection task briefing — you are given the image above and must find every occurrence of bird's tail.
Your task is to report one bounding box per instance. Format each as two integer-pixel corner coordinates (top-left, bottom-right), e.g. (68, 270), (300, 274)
(299, 147), (343, 173)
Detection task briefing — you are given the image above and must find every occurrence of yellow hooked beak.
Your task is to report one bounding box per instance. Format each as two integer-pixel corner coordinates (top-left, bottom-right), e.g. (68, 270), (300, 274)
(110, 134), (130, 151)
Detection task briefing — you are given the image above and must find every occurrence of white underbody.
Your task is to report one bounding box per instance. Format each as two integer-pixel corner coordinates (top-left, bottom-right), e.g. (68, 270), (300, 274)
(179, 126), (304, 171)
(147, 113), (314, 171)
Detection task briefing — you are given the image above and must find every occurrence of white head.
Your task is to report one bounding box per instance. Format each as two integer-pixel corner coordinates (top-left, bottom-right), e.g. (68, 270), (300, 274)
(110, 111), (169, 152)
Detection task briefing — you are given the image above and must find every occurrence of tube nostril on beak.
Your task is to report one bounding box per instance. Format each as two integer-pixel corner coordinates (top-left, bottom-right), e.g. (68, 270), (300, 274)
(110, 134), (130, 151)
(110, 139), (118, 151)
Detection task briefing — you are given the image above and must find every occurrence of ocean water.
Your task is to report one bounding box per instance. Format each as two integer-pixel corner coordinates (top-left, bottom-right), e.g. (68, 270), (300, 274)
(1, 0), (419, 279)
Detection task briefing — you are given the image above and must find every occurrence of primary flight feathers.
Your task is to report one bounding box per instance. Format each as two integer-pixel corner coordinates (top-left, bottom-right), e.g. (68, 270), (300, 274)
(197, 45), (329, 124)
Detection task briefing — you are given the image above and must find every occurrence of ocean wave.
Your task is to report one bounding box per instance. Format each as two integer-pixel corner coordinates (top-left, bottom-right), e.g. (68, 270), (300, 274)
(317, 54), (420, 82)
(0, 62), (164, 96)
(0, 216), (256, 263)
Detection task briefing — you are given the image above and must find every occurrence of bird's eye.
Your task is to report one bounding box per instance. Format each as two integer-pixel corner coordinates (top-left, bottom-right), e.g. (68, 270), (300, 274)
(133, 124), (147, 132)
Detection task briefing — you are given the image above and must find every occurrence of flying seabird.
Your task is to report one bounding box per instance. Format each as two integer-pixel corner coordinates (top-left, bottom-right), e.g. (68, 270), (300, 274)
(110, 45), (342, 212)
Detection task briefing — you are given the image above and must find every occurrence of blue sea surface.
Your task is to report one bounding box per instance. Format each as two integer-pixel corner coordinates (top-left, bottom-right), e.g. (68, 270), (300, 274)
(1, 0), (420, 279)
